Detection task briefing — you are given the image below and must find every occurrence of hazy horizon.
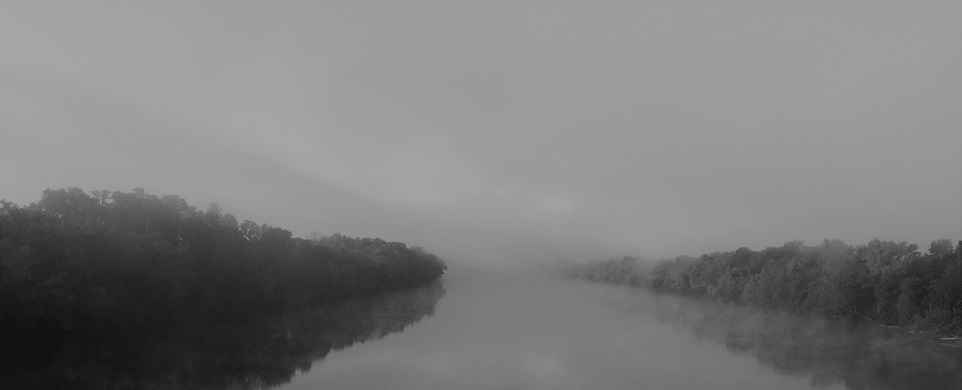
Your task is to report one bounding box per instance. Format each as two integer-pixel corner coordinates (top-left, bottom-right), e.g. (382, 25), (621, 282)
(2, 1), (960, 265)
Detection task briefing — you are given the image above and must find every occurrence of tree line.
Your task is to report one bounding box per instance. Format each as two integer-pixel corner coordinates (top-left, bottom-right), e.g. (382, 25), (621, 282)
(0, 188), (446, 359)
(557, 239), (962, 336)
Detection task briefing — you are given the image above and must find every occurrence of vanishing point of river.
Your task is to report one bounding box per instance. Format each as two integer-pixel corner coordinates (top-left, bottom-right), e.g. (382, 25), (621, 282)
(9, 265), (961, 389)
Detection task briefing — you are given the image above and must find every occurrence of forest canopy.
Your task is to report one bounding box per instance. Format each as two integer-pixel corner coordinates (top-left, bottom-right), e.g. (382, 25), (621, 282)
(558, 238), (962, 336)
(0, 188), (446, 357)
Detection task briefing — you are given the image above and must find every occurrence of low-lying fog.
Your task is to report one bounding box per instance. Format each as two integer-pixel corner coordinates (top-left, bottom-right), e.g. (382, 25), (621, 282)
(3, 2), (962, 388)
(9, 262), (959, 389)
(280, 266), (960, 390)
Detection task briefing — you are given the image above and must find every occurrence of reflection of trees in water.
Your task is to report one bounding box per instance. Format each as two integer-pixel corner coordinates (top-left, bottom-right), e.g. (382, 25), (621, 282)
(630, 293), (962, 390)
(3, 281), (445, 390)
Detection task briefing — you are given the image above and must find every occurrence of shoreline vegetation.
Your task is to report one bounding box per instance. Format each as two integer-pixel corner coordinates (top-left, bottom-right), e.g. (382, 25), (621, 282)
(555, 238), (962, 345)
(0, 188), (447, 368)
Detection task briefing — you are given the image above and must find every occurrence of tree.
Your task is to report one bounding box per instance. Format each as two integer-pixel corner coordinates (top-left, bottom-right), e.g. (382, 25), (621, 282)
(929, 239), (953, 257)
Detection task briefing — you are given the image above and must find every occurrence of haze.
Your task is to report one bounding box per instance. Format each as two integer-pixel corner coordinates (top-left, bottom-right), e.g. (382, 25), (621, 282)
(2, 1), (960, 266)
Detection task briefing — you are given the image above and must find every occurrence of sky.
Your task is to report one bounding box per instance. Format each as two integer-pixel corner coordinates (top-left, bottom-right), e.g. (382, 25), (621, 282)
(1, 1), (960, 265)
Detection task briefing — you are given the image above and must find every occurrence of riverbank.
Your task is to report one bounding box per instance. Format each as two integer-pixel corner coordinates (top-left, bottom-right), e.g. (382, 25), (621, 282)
(0, 188), (447, 364)
(552, 238), (962, 342)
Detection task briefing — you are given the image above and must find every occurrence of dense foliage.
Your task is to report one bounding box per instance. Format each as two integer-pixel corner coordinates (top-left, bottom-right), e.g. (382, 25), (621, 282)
(0, 188), (446, 358)
(559, 239), (962, 336)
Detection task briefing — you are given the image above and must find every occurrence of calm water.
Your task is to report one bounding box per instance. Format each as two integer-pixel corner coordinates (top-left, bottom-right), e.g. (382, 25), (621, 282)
(280, 267), (961, 390)
(7, 266), (961, 389)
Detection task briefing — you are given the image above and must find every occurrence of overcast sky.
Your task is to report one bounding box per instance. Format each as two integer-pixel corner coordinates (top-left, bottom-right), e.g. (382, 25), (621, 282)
(2, 1), (960, 264)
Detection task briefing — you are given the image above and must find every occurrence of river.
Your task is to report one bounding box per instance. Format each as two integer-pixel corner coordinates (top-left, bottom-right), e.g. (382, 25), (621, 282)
(5, 265), (961, 389)
(280, 266), (961, 390)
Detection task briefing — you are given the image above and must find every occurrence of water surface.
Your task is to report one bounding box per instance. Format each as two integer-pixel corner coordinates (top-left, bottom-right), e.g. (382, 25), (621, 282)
(7, 267), (961, 389)
(279, 268), (961, 389)
(2, 281), (445, 389)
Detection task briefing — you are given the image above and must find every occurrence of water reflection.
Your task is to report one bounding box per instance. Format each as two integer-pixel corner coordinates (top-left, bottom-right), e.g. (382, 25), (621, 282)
(3, 281), (445, 389)
(618, 290), (962, 390)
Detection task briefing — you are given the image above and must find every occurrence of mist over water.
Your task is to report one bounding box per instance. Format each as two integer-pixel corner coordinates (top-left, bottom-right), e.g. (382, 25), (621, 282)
(3, 2), (962, 388)
(279, 267), (961, 390)
(613, 287), (962, 389)
(3, 252), (961, 389)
